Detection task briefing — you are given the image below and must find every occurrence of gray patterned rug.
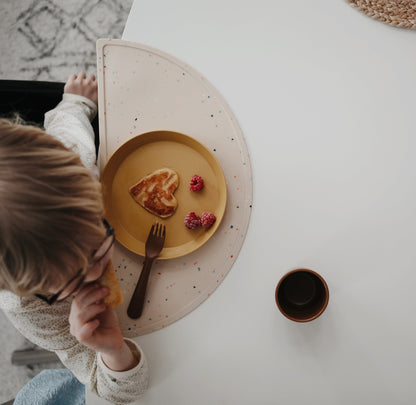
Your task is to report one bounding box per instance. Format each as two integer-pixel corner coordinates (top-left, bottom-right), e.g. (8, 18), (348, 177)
(0, 0), (132, 81)
(0, 0), (132, 402)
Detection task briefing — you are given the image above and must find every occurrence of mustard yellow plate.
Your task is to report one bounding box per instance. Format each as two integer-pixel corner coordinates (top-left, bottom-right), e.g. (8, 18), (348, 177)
(101, 131), (227, 259)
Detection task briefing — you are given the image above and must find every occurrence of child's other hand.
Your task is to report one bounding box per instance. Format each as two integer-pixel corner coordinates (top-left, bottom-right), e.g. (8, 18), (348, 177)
(64, 72), (98, 105)
(69, 283), (124, 355)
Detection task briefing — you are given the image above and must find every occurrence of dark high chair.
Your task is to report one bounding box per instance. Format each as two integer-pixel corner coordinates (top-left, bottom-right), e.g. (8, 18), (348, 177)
(0, 79), (99, 152)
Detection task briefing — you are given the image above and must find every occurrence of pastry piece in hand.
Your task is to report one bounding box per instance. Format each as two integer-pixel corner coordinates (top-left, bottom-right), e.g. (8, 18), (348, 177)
(100, 260), (124, 309)
(129, 168), (179, 218)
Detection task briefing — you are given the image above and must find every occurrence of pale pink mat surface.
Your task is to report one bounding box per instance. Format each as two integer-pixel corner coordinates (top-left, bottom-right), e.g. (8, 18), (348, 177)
(96, 39), (252, 336)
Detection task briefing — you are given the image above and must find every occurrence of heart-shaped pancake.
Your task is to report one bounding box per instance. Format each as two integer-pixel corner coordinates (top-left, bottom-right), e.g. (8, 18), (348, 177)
(129, 168), (179, 218)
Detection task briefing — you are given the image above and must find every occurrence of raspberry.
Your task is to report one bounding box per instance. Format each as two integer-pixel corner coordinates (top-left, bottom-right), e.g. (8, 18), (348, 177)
(184, 212), (202, 229)
(189, 175), (204, 192)
(201, 212), (216, 228)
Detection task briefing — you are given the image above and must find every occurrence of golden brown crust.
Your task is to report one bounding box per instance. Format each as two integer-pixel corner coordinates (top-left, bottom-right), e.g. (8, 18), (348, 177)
(100, 260), (123, 309)
(129, 168), (179, 218)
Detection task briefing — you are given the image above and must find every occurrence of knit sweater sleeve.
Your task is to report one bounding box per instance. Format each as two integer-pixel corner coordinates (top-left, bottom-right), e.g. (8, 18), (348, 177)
(43, 93), (99, 178)
(0, 292), (149, 404)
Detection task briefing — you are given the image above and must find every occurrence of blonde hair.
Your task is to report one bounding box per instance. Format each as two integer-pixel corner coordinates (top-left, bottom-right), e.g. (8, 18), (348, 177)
(0, 118), (105, 296)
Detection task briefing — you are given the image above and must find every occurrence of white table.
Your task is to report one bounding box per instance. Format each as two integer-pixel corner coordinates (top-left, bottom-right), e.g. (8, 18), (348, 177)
(88, 1), (416, 404)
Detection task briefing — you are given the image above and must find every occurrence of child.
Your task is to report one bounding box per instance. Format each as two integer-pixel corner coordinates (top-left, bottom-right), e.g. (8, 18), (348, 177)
(0, 73), (148, 404)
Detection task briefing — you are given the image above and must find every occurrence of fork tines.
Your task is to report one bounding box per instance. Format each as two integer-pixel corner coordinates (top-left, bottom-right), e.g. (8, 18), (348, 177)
(150, 222), (166, 238)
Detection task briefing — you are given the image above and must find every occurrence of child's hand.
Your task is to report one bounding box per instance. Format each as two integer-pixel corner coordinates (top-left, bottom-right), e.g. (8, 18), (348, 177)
(64, 72), (98, 105)
(69, 283), (124, 355)
(69, 283), (139, 371)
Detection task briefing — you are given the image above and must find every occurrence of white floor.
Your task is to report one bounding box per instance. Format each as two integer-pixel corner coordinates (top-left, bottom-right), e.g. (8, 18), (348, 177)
(0, 310), (63, 404)
(0, 0), (132, 402)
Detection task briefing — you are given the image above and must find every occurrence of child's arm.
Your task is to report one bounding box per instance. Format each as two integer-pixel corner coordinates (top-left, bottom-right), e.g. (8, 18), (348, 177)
(69, 283), (140, 372)
(44, 73), (99, 177)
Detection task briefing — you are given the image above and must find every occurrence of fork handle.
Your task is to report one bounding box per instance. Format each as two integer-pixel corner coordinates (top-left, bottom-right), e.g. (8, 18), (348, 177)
(127, 257), (155, 319)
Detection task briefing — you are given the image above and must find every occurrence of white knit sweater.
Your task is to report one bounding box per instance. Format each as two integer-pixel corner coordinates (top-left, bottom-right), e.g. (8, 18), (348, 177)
(0, 93), (149, 404)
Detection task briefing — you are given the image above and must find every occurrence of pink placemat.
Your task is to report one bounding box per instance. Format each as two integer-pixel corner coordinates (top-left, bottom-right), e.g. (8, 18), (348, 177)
(96, 39), (252, 336)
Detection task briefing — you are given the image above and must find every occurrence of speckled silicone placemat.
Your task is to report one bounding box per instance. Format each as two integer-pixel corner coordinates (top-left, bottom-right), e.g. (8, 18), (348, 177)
(96, 39), (252, 336)
(346, 0), (416, 29)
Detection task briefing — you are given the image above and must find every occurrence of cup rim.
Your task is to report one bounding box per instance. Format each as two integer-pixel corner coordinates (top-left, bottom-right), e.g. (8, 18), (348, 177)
(275, 268), (329, 322)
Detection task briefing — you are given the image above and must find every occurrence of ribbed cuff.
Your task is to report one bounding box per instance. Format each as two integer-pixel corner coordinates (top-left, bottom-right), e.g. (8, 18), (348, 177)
(98, 338), (145, 378)
(62, 93), (98, 118)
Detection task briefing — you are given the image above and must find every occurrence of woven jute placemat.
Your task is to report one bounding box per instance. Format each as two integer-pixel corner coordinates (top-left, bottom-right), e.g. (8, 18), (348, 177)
(346, 0), (416, 29)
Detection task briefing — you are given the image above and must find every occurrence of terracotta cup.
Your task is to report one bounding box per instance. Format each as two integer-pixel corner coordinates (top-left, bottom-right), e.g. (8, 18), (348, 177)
(275, 269), (329, 322)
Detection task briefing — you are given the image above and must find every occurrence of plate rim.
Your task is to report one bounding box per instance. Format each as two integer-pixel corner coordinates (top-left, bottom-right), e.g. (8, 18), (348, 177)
(101, 130), (227, 259)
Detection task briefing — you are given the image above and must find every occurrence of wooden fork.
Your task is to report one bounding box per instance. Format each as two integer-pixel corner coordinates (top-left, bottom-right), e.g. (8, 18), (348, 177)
(127, 223), (166, 319)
